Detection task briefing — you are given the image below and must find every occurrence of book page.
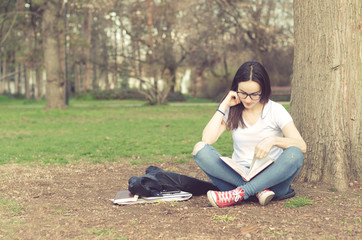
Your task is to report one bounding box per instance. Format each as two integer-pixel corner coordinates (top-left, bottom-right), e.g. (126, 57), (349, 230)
(219, 156), (250, 178)
(220, 156), (274, 181)
(248, 156), (274, 177)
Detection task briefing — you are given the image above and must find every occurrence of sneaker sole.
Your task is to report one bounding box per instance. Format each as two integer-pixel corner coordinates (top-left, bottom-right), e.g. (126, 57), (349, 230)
(207, 191), (219, 207)
(259, 192), (275, 206)
(274, 189), (296, 201)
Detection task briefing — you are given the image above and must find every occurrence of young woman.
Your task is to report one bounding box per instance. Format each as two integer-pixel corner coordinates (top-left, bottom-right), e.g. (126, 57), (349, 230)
(192, 61), (306, 208)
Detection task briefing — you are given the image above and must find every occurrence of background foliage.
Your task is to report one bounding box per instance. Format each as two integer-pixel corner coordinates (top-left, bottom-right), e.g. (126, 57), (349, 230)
(0, 0), (294, 104)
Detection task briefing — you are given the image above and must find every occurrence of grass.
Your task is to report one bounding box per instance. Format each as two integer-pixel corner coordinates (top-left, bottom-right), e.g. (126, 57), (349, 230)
(284, 196), (314, 208)
(0, 194), (23, 216)
(87, 228), (128, 240)
(213, 214), (237, 223)
(0, 98), (223, 165)
(340, 217), (361, 233)
(0, 97), (289, 166)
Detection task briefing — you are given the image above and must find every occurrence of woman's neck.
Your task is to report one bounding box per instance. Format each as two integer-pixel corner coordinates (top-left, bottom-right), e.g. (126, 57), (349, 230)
(243, 102), (264, 114)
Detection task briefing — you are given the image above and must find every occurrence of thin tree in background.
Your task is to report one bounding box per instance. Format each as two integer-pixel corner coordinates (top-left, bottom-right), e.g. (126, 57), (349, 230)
(42, 0), (66, 109)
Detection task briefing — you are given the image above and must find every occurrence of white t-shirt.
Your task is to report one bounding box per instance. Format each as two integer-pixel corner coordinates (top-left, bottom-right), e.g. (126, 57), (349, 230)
(224, 100), (293, 165)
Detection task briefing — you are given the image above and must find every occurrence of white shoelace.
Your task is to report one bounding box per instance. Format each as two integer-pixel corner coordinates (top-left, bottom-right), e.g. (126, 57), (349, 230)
(218, 188), (243, 203)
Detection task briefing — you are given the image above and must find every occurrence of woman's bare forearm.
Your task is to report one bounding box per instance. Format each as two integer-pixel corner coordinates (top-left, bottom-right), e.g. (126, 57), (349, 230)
(202, 110), (226, 144)
(273, 136), (307, 153)
(201, 91), (239, 145)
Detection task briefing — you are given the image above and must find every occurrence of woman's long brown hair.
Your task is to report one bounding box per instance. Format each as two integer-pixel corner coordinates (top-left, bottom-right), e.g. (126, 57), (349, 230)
(222, 61), (271, 130)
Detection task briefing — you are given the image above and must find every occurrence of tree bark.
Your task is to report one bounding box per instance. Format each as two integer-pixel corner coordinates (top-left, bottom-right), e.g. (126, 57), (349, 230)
(113, 27), (118, 89)
(15, 64), (20, 94)
(0, 54), (3, 94)
(291, 0), (361, 191)
(83, 9), (92, 91)
(0, 75), (2, 95)
(0, 51), (2, 95)
(2, 58), (9, 93)
(147, 0), (158, 104)
(35, 67), (43, 100)
(42, 0), (66, 109)
(24, 65), (31, 99)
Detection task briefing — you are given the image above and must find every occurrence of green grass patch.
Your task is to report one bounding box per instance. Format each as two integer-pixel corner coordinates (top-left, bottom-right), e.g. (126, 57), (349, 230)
(0, 195), (23, 216)
(184, 95), (216, 103)
(86, 228), (128, 240)
(284, 196), (314, 208)
(213, 214), (237, 223)
(0, 99), (226, 165)
(282, 103), (289, 112)
(0, 98), (289, 165)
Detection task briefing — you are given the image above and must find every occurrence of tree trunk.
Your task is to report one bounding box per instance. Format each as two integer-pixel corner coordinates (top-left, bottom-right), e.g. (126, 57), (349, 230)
(83, 9), (92, 91)
(291, 0), (361, 191)
(42, 0), (66, 109)
(0, 75), (2, 95)
(74, 63), (81, 94)
(15, 64), (20, 95)
(24, 65), (31, 99)
(136, 41), (143, 89)
(92, 58), (98, 90)
(2, 58), (9, 93)
(100, 32), (110, 91)
(113, 27), (118, 90)
(105, 71), (110, 91)
(35, 67), (43, 100)
(0, 53), (3, 95)
(147, 0), (158, 104)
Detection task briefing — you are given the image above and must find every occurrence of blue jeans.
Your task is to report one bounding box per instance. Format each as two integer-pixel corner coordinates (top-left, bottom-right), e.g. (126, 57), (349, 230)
(193, 144), (303, 199)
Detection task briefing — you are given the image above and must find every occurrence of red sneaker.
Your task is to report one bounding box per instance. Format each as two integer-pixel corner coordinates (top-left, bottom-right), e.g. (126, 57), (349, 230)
(256, 189), (275, 206)
(207, 187), (244, 208)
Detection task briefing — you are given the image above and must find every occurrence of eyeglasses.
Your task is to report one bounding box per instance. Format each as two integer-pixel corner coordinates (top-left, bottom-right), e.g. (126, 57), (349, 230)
(236, 91), (261, 101)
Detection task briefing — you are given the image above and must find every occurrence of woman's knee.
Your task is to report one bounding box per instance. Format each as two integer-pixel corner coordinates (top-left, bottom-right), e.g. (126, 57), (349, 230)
(193, 142), (222, 168)
(283, 146), (304, 168)
(192, 141), (207, 156)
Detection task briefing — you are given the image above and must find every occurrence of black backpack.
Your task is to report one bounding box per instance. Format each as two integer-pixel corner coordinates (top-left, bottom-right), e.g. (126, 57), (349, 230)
(128, 166), (218, 197)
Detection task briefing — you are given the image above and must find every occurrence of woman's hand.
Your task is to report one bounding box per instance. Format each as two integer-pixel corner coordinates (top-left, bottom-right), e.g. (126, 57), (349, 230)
(219, 91), (241, 110)
(254, 136), (275, 159)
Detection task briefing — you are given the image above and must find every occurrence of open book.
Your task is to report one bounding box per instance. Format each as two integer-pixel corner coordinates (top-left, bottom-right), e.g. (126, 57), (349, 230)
(219, 156), (275, 181)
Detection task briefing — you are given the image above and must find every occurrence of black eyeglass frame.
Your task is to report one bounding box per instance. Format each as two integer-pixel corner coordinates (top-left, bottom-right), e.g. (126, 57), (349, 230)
(236, 91), (262, 101)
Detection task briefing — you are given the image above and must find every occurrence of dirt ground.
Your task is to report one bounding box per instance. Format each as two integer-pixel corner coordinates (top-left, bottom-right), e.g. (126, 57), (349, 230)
(0, 161), (361, 240)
